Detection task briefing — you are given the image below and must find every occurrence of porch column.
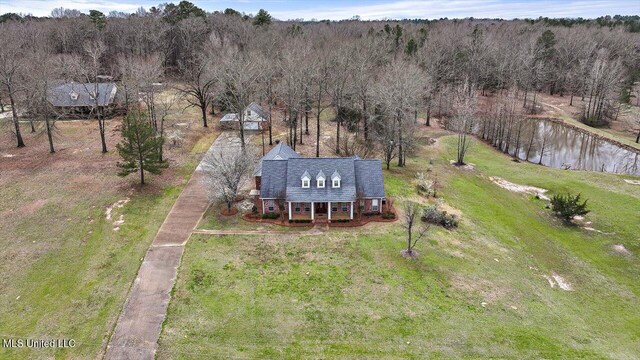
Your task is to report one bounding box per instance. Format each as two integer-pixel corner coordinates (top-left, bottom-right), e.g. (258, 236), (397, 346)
(328, 201), (331, 220)
(311, 202), (314, 220)
(350, 201), (353, 220)
(262, 199), (265, 214)
(288, 202), (292, 220)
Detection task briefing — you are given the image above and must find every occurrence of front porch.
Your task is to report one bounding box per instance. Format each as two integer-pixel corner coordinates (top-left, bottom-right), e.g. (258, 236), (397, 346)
(287, 201), (354, 222)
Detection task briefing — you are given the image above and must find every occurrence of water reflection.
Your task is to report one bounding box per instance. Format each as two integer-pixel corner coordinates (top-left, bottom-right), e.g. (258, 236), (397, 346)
(507, 120), (640, 175)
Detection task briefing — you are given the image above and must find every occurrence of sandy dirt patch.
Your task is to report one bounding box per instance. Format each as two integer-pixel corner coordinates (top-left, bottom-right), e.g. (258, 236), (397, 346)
(106, 198), (130, 220)
(612, 244), (632, 256)
(489, 176), (550, 200)
(572, 216), (614, 235)
(546, 273), (573, 291)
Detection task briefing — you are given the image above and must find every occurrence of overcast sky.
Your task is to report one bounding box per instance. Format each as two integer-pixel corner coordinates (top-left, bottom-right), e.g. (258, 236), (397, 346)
(0, 0), (638, 20)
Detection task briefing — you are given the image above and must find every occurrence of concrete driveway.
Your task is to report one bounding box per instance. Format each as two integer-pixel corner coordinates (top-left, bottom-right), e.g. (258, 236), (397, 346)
(104, 131), (249, 360)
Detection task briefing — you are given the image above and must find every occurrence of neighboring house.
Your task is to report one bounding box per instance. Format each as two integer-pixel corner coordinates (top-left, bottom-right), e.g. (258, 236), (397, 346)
(47, 82), (118, 113)
(254, 142), (386, 222)
(220, 102), (269, 131)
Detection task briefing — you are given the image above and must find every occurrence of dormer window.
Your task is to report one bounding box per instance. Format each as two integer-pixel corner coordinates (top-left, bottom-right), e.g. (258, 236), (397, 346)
(316, 170), (326, 188)
(301, 170), (310, 188)
(331, 170), (341, 188)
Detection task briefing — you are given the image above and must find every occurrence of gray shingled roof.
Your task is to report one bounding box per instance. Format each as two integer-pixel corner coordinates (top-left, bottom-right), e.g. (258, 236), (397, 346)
(260, 156), (385, 202)
(286, 158), (357, 202)
(246, 102), (269, 120)
(253, 142), (300, 176)
(220, 113), (239, 122)
(260, 160), (288, 198)
(48, 82), (117, 107)
(354, 159), (385, 198)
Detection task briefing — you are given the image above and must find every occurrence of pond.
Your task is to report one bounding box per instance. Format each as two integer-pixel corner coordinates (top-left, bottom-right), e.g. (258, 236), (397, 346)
(507, 119), (640, 175)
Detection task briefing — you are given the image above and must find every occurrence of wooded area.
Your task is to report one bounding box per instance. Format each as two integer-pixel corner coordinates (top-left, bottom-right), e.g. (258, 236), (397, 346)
(1, 2), (639, 162)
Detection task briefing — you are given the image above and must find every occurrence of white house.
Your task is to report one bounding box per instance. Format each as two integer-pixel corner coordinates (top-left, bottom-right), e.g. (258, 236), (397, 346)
(220, 102), (269, 131)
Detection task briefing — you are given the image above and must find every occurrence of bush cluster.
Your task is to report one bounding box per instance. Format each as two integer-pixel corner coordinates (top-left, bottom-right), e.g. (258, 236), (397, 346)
(421, 205), (458, 229)
(381, 211), (396, 219)
(289, 219), (312, 223)
(262, 213), (279, 219)
(550, 192), (590, 223)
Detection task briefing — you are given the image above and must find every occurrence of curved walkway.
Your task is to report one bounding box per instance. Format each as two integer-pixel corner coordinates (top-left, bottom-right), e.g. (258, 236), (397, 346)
(104, 131), (246, 360)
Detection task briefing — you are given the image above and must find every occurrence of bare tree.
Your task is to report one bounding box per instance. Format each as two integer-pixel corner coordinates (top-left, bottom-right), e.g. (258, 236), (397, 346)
(582, 49), (623, 126)
(624, 112), (640, 144)
(25, 50), (60, 153)
(201, 149), (256, 213)
(72, 40), (108, 153)
(0, 23), (26, 147)
(374, 60), (422, 167)
(372, 104), (397, 170)
(400, 200), (430, 258)
(311, 50), (331, 157)
(449, 81), (477, 165)
(180, 58), (216, 128)
(156, 91), (178, 161)
(327, 44), (353, 155)
(218, 49), (263, 149)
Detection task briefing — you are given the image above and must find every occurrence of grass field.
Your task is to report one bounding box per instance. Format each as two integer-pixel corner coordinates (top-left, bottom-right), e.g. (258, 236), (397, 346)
(0, 93), (219, 359)
(158, 134), (640, 359)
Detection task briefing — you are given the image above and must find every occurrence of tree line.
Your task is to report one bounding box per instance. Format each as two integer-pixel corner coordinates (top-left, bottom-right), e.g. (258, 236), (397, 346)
(1, 1), (639, 169)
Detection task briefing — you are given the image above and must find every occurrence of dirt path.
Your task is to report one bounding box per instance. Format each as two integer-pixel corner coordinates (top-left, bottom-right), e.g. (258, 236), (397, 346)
(104, 131), (247, 360)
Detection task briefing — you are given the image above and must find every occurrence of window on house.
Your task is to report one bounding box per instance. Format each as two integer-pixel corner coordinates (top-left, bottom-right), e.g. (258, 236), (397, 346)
(372, 199), (379, 211)
(302, 179), (310, 188)
(332, 204), (338, 212)
(332, 179), (340, 188)
(342, 203), (348, 212)
(360, 200), (365, 207)
(267, 200), (274, 211)
(247, 110), (252, 116)
(295, 203), (301, 212)
(305, 204), (310, 212)
(317, 179), (325, 188)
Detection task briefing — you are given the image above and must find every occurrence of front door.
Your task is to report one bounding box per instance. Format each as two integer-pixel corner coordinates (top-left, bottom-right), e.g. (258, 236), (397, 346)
(315, 202), (327, 214)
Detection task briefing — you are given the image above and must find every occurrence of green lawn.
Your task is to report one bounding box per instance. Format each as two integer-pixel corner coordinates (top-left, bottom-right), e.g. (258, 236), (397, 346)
(0, 123), (215, 359)
(158, 136), (640, 359)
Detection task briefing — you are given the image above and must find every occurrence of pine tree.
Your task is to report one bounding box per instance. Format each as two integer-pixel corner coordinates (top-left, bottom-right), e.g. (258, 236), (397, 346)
(116, 110), (168, 185)
(253, 9), (272, 26)
(550, 192), (590, 223)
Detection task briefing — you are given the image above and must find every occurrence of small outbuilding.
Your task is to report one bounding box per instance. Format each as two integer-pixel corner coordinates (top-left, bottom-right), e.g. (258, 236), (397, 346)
(219, 102), (269, 130)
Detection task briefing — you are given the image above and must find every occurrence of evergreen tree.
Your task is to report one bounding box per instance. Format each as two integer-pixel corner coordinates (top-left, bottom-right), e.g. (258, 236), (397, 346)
(89, 10), (106, 30)
(405, 38), (418, 56)
(253, 9), (272, 26)
(116, 110), (168, 185)
(550, 192), (590, 223)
